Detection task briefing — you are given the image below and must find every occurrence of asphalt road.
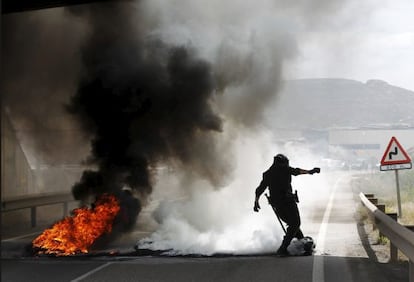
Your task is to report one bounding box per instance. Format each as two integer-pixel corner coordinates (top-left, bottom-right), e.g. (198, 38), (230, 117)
(1, 253), (408, 282)
(1, 171), (409, 281)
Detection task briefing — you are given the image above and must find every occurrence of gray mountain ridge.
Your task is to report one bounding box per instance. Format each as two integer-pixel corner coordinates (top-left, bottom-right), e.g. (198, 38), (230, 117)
(268, 78), (414, 130)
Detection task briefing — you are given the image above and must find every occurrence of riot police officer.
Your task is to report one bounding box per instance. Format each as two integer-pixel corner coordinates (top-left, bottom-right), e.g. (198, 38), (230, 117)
(254, 154), (320, 256)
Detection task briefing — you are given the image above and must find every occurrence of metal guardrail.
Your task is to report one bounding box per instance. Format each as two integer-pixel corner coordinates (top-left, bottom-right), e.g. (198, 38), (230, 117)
(1, 193), (79, 227)
(360, 192), (414, 282)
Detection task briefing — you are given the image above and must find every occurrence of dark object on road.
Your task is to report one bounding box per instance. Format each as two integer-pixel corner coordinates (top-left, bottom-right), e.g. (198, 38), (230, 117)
(287, 236), (315, 256)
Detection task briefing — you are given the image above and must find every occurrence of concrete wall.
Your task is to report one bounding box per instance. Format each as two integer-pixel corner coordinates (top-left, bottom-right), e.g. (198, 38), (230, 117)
(1, 109), (34, 198)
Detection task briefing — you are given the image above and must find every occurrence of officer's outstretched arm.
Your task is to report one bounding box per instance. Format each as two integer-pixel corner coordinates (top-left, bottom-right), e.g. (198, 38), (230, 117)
(309, 167), (321, 174)
(298, 167), (321, 175)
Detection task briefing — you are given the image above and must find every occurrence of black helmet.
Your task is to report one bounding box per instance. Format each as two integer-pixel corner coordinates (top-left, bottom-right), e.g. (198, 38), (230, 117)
(274, 154), (289, 167)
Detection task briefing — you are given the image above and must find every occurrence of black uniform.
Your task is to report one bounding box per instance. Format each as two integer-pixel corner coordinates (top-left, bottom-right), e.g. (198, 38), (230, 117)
(255, 163), (304, 250)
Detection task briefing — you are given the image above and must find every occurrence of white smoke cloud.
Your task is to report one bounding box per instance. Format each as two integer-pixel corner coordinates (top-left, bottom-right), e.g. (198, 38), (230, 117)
(137, 128), (330, 255)
(138, 129), (282, 255)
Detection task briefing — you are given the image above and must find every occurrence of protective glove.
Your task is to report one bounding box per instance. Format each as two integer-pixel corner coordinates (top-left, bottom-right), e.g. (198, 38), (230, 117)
(309, 167), (321, 174)
(254, 200), (261, 212)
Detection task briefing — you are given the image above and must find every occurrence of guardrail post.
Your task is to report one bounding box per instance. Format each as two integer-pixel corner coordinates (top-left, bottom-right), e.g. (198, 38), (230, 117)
(368, 197), (379, 229)
(30, 207), (37, 228)
(376, 204), (385, 213)
(368, 198), (378, 205)
(376, 204), (385, 237)
(387, 212), (398, 262)
(406, 222), (414, 281)
(368, 198), (378, 230)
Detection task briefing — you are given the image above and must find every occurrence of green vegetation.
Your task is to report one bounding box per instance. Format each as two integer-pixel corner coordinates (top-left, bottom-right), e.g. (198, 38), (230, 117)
(377, 235), (389, 245)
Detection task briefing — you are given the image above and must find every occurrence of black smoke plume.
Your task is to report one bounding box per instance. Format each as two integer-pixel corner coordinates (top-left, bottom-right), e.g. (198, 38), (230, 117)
(67, 3), (223, 222)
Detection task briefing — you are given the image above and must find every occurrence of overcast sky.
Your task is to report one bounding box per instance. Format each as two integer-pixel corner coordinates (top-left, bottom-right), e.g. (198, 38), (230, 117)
(285, 0), (414, 91)
(140, 0), (414, 91)
(3, 0), (414, 97)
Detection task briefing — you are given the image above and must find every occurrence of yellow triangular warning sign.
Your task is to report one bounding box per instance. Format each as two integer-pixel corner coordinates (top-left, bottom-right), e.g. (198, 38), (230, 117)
(381, 136), (411, 165)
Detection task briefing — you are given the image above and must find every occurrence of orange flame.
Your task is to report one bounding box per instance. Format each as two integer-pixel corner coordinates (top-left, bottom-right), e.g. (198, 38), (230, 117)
(32, 194), (120, 256)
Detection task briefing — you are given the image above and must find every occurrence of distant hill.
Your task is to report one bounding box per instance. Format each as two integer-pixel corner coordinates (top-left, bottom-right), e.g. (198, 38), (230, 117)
(267, 78), (414, 130)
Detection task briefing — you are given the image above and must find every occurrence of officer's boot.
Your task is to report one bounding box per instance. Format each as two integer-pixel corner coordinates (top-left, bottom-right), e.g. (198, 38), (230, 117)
(275, 236), (290, 257)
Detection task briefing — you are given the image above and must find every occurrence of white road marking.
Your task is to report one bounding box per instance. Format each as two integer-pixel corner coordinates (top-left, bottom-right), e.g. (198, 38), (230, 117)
(71, 262), (113, 282)
(312, 175), (344, 282)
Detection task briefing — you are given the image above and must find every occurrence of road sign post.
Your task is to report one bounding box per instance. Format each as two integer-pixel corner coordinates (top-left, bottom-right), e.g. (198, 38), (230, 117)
(380, 136), (412, 218)
(395, 170), (402, 217)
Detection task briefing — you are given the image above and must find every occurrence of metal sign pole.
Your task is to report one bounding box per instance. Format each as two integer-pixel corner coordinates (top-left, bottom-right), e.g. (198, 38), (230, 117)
(395, 169), (402, 218)
(380, 136), (412, 219)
